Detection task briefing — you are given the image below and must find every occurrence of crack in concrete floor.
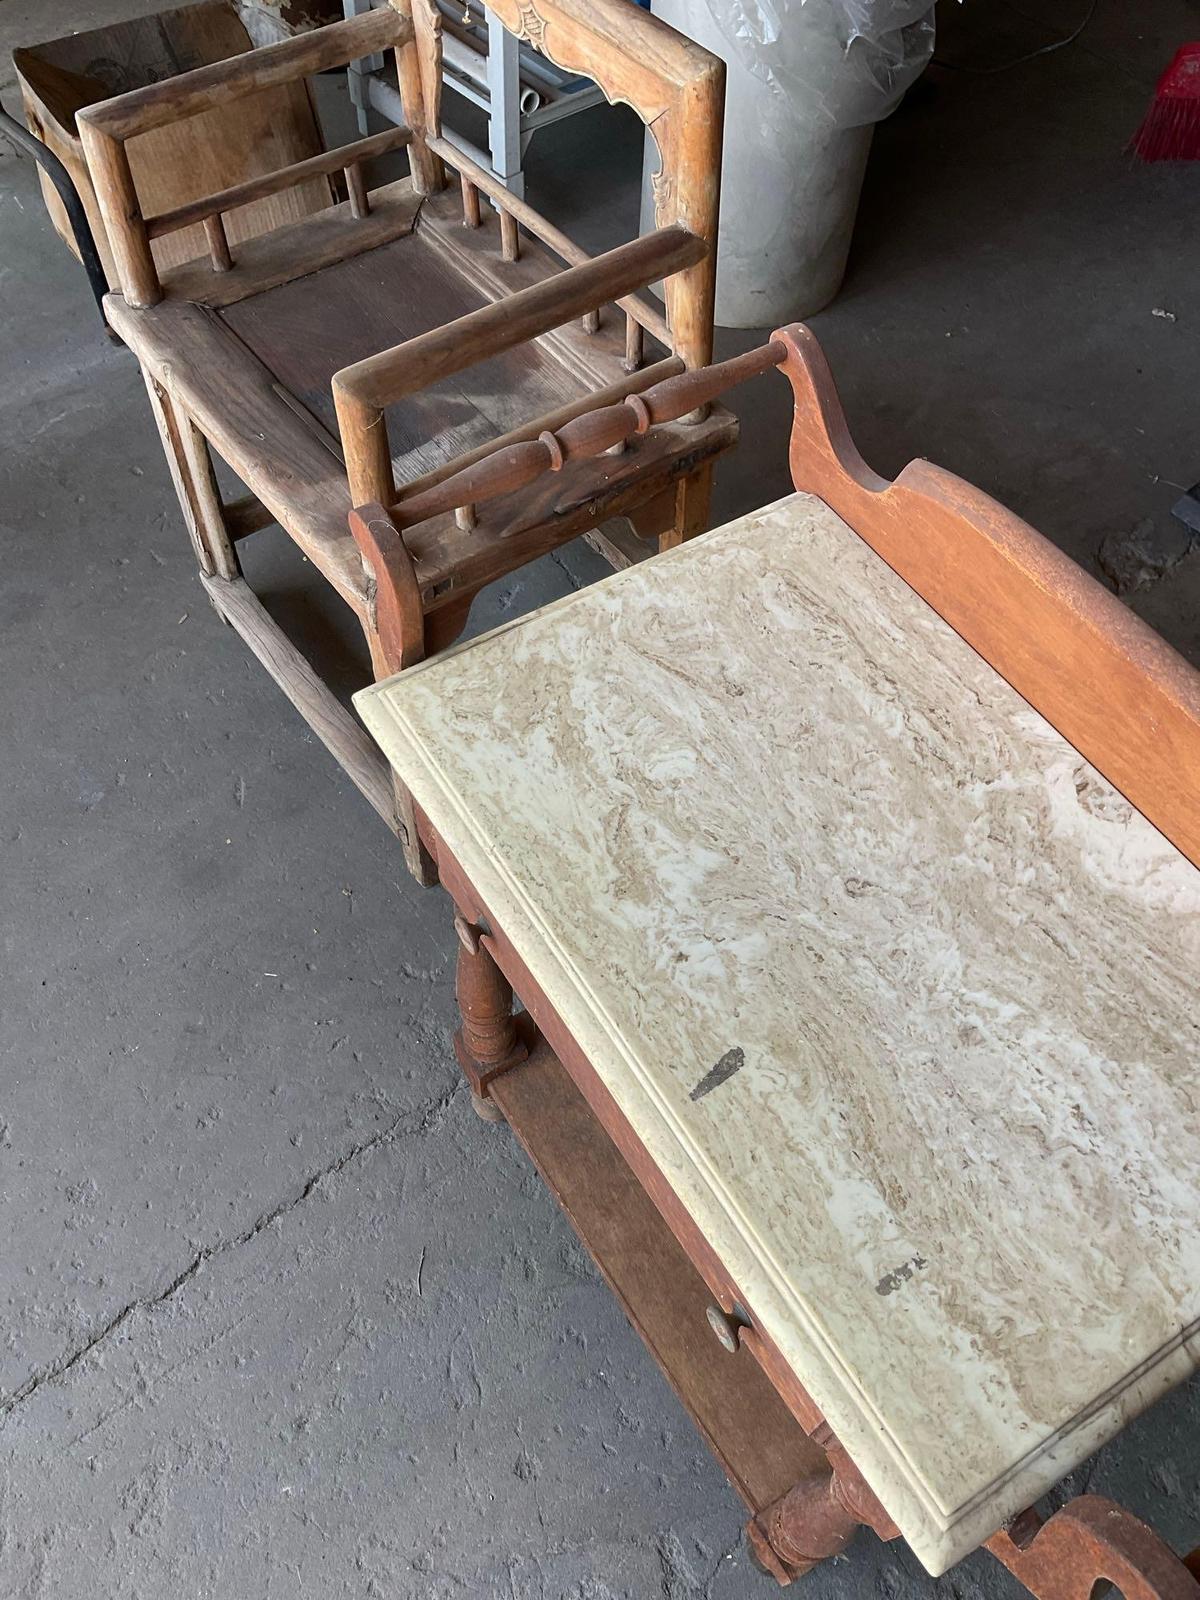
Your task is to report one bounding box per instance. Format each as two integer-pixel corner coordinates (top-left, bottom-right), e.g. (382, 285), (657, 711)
(0, 1084), (460, 1425)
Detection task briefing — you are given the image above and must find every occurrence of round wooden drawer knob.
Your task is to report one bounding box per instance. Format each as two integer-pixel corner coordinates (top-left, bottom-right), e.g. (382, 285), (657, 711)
(706, 1304), (741, 1354)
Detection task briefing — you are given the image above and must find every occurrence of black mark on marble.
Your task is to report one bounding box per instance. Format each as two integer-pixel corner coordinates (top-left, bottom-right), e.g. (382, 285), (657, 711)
(690, 1047), (744, 1101)
(843, 877), (876, 898)
(876, 1255), (929, 1296)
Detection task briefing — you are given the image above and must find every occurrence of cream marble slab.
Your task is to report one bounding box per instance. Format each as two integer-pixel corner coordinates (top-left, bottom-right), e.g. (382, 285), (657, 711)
(355, 492), (1200, 1576)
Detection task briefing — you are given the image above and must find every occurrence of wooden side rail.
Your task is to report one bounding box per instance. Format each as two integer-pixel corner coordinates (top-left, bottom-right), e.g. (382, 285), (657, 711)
(382, 340), (783, 531)
(77, 4), (421, 308)
(426, 133), (672, 355)
(145, 125), (414, 243)
(331, 225), (708, 508)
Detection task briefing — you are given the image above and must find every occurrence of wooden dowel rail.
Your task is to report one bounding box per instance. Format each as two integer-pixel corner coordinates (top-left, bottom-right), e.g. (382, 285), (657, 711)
(203, 213), (233, 272)
(145, 125), (412, 239)
(384, 339), (785, 530)
(625, 314), (644, 373)
(460, 173), (482, 228)
(78, 7), (407, 140)
(223, 491), (276, 541)
(395, 355), (683, 503)
(500, 208), (520, 262)
(430, 132), (673, 351)
(345, 160), (369, 220)
(333, 226), (706, 508)
(338, 227), (704, 413)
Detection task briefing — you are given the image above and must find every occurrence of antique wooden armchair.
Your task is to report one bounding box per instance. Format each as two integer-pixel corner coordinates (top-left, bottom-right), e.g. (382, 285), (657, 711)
(356, 325), (1200, 1595)
(77, 0), (728, 878)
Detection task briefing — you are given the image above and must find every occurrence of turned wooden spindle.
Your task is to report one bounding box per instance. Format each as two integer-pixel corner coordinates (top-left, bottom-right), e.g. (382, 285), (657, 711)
(746, 1470), (861, 1581)
(345, 160), (369, 219)
(203, 212), (233, 272)
(746, 1428), (901, 1585)
(388, 337), (788, 531)
(452, 913), (528, 1118)
(460, 173), (481, 228)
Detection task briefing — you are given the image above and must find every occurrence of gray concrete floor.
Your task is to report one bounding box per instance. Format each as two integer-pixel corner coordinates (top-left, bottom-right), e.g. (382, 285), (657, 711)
(2, 2), (1199, 1596)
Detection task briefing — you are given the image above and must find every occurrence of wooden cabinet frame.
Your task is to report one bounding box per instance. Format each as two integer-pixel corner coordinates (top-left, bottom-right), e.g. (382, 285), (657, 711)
(364, 323), (1200, 1594)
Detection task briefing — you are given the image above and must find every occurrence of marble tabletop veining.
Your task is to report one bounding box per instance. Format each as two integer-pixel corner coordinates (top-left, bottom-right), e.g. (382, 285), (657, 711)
(355, 492), (1200, 1576)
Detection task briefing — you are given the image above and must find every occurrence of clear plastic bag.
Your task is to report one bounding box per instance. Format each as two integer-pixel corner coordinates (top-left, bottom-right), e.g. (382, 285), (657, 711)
(698, 0), (936, 126)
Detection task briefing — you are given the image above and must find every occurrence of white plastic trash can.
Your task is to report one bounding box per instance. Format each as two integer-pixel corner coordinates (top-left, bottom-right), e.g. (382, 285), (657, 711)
(644, 0), (934, 327)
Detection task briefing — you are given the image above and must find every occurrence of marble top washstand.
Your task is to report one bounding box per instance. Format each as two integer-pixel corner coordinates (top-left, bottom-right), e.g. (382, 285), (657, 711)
(355, 491), (1200, 1576)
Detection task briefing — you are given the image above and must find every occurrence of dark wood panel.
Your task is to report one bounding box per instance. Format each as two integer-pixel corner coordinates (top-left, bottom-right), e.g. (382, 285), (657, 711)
(490, 1039), (828, 1515)
(220, 232), (582, 487)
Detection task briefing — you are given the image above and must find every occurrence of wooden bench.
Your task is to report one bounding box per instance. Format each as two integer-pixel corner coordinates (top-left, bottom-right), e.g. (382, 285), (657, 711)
(79, 0), (731, 880)
(354, 325), (1200, 1595)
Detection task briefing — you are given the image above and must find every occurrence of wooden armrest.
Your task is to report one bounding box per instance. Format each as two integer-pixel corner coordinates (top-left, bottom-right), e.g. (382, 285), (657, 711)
(331, 225), (708, 508)
(145, 125), (413, 241)
(385, 340), (784, 531)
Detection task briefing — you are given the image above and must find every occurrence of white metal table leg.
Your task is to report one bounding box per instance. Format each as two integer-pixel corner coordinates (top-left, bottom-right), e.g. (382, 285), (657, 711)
(485, 6), (525, 199)
(343, 0), (385, 137)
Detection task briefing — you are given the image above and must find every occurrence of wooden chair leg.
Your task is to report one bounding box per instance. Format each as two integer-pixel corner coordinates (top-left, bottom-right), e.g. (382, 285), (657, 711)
(142, 374), (240, 583)
(349, 504), (439, 884)
(659, 460), (714, 552)
(451, 913), (528, 1120)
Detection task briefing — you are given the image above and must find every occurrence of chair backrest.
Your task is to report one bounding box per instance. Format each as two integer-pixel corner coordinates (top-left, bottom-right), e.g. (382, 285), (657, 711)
(77, 0), (725, 373)
(407, 0), (724, 370)
(77, 5), (428, 308)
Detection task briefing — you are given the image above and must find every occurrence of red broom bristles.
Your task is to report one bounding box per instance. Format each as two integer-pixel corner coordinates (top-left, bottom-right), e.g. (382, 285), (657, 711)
(1130, 42), (1200, 161)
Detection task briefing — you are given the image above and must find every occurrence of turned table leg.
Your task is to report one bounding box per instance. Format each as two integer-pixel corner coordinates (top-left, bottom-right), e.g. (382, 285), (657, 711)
(746, 1470), (860, 1580)
(452, 913), (527, 1120)
(745, 1424), (900, 1584)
